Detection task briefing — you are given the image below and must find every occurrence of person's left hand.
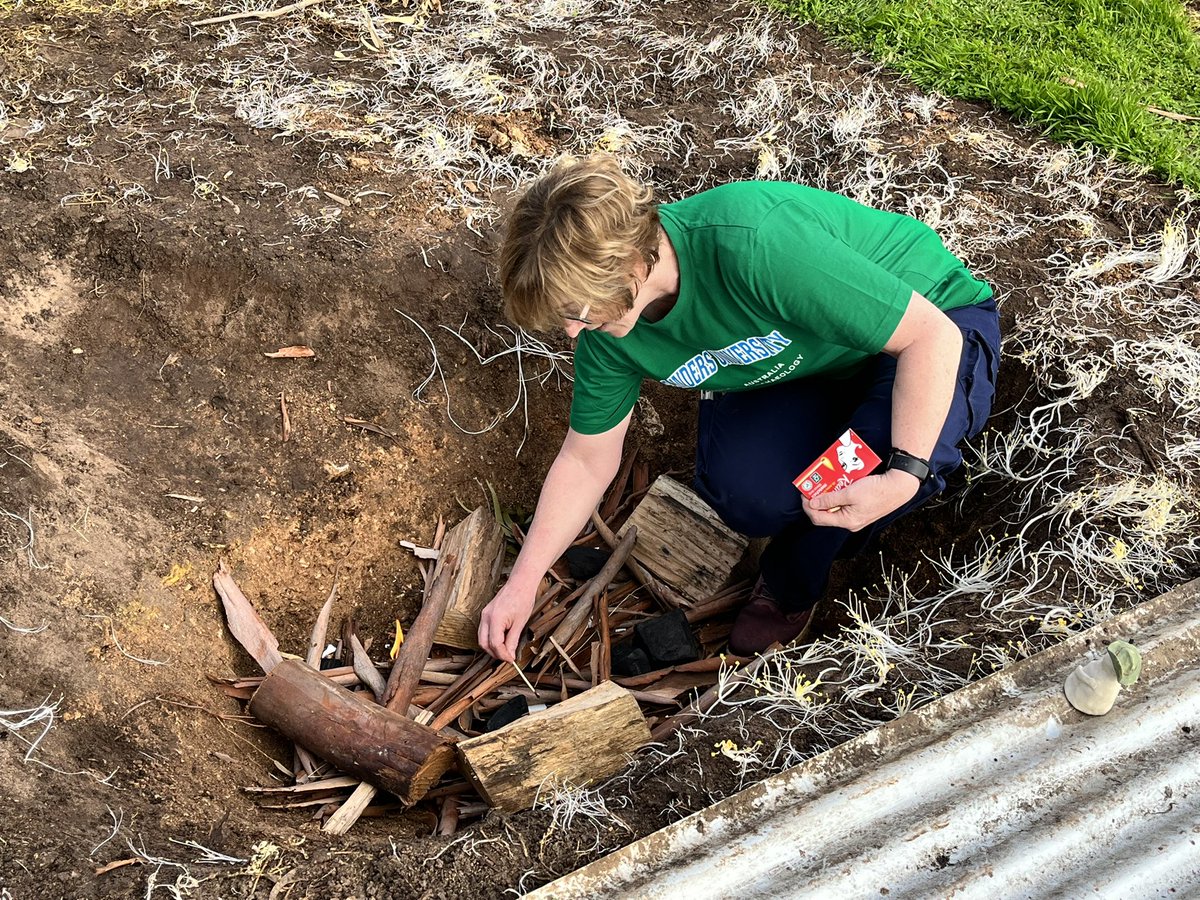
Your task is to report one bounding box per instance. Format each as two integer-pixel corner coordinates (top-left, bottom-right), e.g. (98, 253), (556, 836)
(803, 469), (922, 532)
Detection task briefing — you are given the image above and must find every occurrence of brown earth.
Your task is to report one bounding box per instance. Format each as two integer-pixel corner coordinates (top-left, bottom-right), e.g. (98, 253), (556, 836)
(0, 1), (1192, 898)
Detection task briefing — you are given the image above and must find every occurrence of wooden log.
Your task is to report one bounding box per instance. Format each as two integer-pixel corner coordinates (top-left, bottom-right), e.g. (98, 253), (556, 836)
(213, 561), (283, 673)
(591, 508), (682, 609)
(618, 476), (748, 603)
(382, 553), (459, 710)
(250, 660), (455, 805)
(456, 681), (652, 813)
(430, 506), (506, 651)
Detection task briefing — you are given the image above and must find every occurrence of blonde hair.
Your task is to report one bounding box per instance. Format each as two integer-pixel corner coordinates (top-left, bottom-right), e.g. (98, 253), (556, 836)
(500, 155), (660, 331)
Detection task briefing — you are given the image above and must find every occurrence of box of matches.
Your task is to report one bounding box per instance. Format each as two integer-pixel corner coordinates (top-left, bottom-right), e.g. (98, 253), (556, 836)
(793, 428), (882, 500)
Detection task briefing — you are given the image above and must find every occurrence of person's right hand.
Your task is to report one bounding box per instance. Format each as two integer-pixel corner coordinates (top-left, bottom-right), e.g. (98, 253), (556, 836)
(477, 583), (536, 662)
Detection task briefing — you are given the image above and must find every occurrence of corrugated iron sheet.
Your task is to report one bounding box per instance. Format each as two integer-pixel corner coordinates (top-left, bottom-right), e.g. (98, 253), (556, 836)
(533, 580), (1200, 899)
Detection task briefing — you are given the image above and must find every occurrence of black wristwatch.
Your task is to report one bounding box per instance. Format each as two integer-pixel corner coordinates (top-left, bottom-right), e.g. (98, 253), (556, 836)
(886, 448), (932, 483)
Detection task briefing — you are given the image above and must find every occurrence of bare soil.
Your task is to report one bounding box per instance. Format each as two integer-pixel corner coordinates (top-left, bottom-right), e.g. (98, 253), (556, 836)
(0, 1), (1192, 898)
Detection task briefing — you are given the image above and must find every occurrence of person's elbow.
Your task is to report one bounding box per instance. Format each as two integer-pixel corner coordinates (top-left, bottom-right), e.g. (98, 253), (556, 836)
(558, 415), (630, 488)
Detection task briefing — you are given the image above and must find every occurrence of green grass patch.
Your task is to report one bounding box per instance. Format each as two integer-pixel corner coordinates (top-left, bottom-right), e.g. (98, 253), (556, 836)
(773, 0), (1200, 188)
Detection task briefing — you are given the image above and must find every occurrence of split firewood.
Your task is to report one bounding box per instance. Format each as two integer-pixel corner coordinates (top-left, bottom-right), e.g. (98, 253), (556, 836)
(250, 660), (455, 803)
(619, 476), (748, 603)
(428, 507), (505, 650)
(537, 526), (637, 661)
(213, 561), (283, 673)
(457, 681), (652, 813)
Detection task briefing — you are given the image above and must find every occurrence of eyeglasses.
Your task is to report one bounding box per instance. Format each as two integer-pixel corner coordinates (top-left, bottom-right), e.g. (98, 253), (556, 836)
(563, 304), (594, 326)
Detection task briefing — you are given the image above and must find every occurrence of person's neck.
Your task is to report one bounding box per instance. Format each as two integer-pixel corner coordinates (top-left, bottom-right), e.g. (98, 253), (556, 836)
(638, 229), (680, 323)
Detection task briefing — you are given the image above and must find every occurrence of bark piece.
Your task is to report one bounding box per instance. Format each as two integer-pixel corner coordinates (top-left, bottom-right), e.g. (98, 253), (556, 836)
(213, 561), (283, 673)
(457, 681), (651, 813)
(430, 506), (506, 650)
(618, 476), (748, 603)
(250, 660), (454, 804)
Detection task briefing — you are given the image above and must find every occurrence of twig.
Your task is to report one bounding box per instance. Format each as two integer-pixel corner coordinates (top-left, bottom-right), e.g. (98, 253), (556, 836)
(538, 526), (638, 660)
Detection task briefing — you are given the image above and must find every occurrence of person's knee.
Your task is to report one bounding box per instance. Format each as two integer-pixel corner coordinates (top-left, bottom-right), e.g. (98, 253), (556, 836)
(694, 475), (798, 537)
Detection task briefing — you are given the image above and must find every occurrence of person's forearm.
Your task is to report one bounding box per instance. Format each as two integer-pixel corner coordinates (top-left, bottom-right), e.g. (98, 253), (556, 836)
(889, 314), (962, 464)
(506, 452), (617, 593)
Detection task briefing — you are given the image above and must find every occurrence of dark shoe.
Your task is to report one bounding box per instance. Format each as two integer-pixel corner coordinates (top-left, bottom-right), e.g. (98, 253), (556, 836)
(729, 577), (815, 656)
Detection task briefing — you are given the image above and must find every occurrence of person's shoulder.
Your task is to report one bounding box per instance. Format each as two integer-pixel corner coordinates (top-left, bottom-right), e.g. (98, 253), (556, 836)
(665, 181), (822, 230)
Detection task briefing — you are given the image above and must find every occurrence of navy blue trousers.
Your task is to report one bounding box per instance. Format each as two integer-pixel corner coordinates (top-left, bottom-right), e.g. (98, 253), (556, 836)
(693, 298), (1001, 613)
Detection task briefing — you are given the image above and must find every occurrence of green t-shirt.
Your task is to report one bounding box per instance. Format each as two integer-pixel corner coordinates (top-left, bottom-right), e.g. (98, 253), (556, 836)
(569, 181), (993, 435)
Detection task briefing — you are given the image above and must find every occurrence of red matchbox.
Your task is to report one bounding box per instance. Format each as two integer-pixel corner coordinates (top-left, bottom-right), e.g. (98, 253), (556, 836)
(793, 428), (882, 500)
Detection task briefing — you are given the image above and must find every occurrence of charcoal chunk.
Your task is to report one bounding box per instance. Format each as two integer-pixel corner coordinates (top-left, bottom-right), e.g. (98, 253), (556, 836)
(611, 641), (653, 677)
(563, 545), (610, 580)
(634, 609), (701, 668)
(485, 695), (529, 732)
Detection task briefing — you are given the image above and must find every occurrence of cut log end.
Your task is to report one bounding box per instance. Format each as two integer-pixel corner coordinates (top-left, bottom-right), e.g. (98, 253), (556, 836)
(250, 659), (454, 806)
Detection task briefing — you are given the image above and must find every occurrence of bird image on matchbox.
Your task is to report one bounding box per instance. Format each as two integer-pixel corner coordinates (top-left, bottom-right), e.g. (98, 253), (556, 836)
(793, 428), (882, 500)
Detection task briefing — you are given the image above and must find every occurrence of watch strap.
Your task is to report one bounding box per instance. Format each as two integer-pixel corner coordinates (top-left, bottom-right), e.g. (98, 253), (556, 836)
(886, 448), (932, 482)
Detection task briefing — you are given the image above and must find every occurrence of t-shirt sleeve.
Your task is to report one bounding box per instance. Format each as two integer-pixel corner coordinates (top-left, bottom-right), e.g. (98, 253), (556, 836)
(569, 332), (644, 435)
(749, 202), (913, 354)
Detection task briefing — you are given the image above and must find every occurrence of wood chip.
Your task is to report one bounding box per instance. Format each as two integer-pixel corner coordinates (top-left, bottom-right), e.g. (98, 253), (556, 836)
(280, 393), (291, 442)
(264, 346), (316, 358)
(343, 416), (396, 439)
(95, 858), (142, 876)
